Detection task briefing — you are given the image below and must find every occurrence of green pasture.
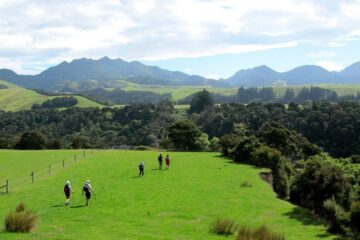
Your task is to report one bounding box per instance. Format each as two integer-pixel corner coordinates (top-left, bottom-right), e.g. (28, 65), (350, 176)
(0, 150), (335, 239)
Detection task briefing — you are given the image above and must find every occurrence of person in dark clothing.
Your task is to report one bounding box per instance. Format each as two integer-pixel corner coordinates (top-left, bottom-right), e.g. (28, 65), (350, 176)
(158, 154), (163, 169)
(82, 180), (93, 206)
(139, 161), (145, 176)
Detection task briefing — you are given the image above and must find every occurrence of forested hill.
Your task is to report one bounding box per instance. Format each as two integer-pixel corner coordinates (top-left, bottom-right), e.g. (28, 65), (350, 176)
(0, 57), (221, 90)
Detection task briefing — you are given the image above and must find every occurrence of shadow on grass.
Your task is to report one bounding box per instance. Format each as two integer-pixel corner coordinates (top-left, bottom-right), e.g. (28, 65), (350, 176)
(70, 205), (85, 209)
(283, 207), (342, 239)
(283, 207), (325, 226)
(51, 204), (65, 208)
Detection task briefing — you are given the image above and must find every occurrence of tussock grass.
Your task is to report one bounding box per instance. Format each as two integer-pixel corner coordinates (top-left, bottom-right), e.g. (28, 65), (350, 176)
(236, 224), (286, 240)
(240, 180), (252, 188)
(211, 218), (238, 236)
(4, 203), (39, 233)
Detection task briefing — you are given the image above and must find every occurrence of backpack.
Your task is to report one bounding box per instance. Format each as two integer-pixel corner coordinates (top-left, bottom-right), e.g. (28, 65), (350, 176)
(83, 184), (90, 193)
(64, 184), (70, 193)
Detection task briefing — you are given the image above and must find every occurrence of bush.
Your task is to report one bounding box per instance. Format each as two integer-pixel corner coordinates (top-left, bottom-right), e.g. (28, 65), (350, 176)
(211, 218), (238, 236)
(4, 203), (39, 233)
(350, 201), (360, 232)
(219, 134), (241, 156)
(236, 224), (286, 240)
(251, 145), (283, 170)
(323, 198), (349, 233)
(209, 137), (221, 152)
(194, 133), (210, 151)
(16, 131), (47, 150)
(232, 136), (262, 163)
(273, 159), (292, 199)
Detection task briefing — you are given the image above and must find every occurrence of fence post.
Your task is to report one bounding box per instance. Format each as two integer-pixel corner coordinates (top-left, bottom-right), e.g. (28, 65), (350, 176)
(84, 150), (86, 158)
(49, 165), (51, 176)
(63, 159), (65, 168)
(6, 180), (8, 193)
(74, 155), (77, 163)
(31, 172), (34, 183)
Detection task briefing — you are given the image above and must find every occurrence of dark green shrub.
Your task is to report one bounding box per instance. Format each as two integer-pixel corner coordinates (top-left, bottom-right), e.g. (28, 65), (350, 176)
(251, 145), (283, 170)
(273, 159), (292, 199)
(219, 134), (241, 156)
(16, 131), (47, 150)
(4, 203), (39, 233)
(232, 136), (262, 163)
(209, 137), (221, 152)
(323, 198), (349, 233)
(236, 224), (286, 240)
(211, 218), (237, 236)
(350, 201), (360, 232)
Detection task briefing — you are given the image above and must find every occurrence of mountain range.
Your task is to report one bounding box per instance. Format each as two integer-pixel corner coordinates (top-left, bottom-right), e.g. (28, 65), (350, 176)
(1, 57), (360, 91)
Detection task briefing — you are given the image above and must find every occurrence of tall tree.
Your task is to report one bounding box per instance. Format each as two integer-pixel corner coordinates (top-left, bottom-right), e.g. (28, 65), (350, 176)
(188, 89), (214, 114)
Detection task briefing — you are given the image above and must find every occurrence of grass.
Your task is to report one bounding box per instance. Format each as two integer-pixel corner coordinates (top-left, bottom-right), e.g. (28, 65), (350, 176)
(0, 80), (103, 111)
(236, 224), (286, 240)
(0, 150), (336, 239)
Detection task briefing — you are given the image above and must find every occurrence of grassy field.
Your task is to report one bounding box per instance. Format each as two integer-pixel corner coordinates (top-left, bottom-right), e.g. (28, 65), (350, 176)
(0, 150), (335, 239)
(0, 80), (103, 111)
(122, 84), (238, 101)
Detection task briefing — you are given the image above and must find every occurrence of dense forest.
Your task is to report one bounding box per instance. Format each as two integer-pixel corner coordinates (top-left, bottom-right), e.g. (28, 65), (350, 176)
(0, 90), (359, 238)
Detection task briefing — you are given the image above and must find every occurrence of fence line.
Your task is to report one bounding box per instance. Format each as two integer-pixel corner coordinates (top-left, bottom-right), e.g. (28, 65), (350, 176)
(0, 149), (101, 194)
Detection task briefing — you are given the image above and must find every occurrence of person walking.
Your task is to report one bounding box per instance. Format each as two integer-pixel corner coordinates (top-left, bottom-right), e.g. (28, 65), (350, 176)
(139, 161), (145, 176)
(165, 155), (171, 169)
(82, 180), (93, 206)
(64, 180), (72, 206)
(158, 154), (163, 169)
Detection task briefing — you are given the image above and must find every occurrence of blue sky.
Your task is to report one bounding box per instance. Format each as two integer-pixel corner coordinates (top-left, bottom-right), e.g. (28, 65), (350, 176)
(0, 0), (360, 78)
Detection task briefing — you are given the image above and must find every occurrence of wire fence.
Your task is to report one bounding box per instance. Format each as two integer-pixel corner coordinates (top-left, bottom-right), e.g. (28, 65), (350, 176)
(0, 149), (101, 194)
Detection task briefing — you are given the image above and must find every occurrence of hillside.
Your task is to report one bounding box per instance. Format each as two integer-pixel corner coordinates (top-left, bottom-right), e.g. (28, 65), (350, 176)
(0, 150), (335, 240)
(0, 80), (102, 111)
(226, 64), (358, 87)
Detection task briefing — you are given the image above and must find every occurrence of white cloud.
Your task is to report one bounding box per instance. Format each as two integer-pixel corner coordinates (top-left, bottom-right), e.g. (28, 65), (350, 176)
(307, 51), (336, 59)
(0, 0), (359, 73)
(316, 61), (344, 71)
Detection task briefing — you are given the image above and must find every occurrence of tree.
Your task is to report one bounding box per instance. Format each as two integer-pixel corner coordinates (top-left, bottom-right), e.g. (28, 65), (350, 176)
(72, 135), (92, 149)
(16, 131), (47, 150)
(195, 133), (210, 151)
(168, 120), (202, 150)
(188, 89), (214, 114)
(0, 138), (8, 149)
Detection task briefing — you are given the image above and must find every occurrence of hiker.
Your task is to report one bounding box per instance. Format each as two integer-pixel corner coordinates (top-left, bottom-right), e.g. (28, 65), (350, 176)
(165, 154), (171, 169)
(158, 153), (163, 169)
(139, 161), (145, 176)
(82, 180), (93, 206)
(64, 180), (72, 206)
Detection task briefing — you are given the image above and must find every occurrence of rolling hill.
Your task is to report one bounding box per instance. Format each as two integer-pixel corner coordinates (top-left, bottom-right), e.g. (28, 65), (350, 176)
(0, 80), (103, 111)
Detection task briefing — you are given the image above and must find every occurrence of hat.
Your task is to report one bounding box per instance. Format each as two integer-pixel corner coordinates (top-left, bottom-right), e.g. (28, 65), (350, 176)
(66, 180), (70, 184)
(86, 180), (90, 183)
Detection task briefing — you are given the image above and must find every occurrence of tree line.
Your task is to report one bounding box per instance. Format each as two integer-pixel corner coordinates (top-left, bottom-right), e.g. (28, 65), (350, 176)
(180, 86), (360, 104)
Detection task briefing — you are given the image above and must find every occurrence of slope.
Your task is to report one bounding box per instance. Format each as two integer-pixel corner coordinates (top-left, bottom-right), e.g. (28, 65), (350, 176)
(0, 80), (103, 111)
(0, 150), (335, 240)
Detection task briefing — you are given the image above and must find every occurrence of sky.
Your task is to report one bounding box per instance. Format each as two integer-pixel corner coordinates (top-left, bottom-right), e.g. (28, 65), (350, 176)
(0, 0), (360, 78)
